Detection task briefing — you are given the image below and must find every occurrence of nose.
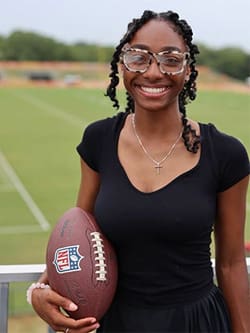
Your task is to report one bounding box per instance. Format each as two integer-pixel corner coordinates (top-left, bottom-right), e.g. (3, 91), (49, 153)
(143, 56), (164, 78)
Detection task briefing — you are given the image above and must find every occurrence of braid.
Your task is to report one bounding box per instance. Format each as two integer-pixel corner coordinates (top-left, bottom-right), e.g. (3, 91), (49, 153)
(160, 11), (200, 152)
(106, 10), (200, 153)
(106, 10), (157, 110)
(125, 92), (134, 113)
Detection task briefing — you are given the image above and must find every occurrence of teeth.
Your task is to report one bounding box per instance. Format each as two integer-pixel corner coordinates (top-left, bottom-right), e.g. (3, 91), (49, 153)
(141, 86), (166, 94)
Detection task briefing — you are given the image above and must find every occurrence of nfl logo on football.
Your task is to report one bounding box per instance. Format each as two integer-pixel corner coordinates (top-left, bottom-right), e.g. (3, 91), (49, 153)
(53, 245), (84, 274)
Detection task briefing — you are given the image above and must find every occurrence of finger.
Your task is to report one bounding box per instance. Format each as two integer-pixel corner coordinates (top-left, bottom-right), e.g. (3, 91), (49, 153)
(33, 299), (78, 331)
(46, 289), (78, 312)
(68, 323), (100, 333)
(57, 317), (100, 332)
(65, 319), (100, 333)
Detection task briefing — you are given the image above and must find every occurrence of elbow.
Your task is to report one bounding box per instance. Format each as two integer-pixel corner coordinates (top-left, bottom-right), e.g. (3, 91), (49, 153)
(215, 258), (248, 285)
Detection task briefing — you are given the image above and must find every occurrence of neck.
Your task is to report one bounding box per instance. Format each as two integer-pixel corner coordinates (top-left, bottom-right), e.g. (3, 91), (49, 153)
(131, 113), (183, 174)
(132, 109), (183, 139)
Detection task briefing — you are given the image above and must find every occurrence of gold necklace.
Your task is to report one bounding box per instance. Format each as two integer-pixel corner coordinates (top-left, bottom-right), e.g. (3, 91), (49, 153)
(131, 114), (183, 175)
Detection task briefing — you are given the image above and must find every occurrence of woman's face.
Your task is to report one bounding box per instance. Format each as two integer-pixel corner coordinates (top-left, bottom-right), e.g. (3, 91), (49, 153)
(121, 19), (190, 113)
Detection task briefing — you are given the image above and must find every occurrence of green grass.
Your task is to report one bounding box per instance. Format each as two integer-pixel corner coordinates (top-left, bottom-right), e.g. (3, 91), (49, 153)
(0, 86), (249, 315)
(0, 87), (116, 264)
(190, 90), (250, 143)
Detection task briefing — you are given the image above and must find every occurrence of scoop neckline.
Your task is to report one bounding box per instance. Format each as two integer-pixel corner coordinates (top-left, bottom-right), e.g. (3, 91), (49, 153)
(115, 112), (204, 195)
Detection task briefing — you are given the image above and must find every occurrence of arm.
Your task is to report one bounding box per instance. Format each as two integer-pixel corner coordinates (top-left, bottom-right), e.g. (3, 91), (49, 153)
(214, 175), (250, 333)
(31, 158), (101, 332)
(76, 158), (100, 213)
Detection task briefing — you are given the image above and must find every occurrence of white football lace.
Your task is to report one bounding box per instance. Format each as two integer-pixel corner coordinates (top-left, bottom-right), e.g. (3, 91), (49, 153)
(90, 231), (107, 281)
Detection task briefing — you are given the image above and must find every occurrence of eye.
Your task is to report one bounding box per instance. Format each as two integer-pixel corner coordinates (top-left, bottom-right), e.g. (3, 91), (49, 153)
(126, 51), (148, 64)
(161, 55), (182, 66)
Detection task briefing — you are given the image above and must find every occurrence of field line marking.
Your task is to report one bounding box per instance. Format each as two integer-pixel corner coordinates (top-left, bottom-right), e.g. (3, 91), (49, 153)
(0, 151), (50, 231)
(11, 91), (87, 128)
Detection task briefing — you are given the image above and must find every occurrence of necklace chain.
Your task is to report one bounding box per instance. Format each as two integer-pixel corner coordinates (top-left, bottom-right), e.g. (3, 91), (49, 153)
(131, 114), (183, 174)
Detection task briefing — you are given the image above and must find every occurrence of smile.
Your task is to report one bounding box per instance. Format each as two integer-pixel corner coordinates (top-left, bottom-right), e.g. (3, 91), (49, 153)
(138, 85), (170, 96)
(141, 86), (166, 93)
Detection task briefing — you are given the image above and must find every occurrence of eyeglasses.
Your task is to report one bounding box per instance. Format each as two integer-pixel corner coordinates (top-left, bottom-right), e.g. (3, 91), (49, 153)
(121, 46), (190, 75)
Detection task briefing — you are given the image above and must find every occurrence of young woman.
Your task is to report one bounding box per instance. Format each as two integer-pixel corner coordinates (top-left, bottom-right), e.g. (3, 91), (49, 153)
(30, 10), (250, 333)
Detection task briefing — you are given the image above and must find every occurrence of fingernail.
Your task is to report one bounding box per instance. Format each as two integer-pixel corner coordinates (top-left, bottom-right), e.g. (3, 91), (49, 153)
(69, 303), (78, 311)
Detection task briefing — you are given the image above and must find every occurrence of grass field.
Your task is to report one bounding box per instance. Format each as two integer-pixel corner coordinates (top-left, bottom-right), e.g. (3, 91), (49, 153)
(0, 86), (249, 319)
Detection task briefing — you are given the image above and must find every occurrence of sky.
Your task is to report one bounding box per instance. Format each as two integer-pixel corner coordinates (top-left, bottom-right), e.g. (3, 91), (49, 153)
(1, 0), (250, 52)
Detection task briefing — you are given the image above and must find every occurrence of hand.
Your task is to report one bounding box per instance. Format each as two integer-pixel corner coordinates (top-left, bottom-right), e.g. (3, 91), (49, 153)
(31, 287), (100, 332)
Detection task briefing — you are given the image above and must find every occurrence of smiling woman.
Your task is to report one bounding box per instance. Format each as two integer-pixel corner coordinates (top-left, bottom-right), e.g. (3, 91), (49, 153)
(30, 9), (250, 333)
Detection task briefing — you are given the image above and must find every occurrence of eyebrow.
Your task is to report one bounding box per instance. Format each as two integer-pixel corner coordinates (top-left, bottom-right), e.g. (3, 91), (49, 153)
(129, 44), (183, 53)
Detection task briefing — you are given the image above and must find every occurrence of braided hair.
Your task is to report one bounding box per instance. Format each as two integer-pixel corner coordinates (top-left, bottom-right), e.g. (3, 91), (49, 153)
(106, 10), (200, 153)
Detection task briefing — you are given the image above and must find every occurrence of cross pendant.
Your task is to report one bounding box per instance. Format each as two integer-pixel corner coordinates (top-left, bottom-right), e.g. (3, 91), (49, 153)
(155, 164), (163, 175)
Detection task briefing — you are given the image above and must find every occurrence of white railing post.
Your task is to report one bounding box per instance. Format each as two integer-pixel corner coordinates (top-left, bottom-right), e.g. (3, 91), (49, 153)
(0, 282), (9, 333)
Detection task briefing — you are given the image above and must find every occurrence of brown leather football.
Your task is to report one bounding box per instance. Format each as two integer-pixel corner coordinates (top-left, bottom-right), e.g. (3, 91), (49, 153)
(46, 207), (118, 320)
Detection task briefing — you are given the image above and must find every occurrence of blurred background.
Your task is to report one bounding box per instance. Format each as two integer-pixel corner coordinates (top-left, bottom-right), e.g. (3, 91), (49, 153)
(0, 0), (249, 332)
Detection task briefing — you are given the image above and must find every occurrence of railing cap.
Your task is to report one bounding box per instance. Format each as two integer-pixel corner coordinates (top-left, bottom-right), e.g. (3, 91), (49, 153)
(0, 264), (46, 282)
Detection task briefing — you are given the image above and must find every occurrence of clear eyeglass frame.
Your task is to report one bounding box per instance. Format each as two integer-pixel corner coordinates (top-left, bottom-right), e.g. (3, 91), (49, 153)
(120, 46), (190, 76)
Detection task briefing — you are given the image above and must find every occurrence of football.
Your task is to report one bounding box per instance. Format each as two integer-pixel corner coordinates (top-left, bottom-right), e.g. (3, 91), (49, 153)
(46, 207), (118, 320)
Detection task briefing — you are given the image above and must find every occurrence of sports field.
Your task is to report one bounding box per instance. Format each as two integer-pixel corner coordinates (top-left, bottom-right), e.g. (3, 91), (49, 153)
(0, 86), (249, 317)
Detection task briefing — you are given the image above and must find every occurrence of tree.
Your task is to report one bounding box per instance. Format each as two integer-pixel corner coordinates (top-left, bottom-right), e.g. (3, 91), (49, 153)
(212, 48), (250, 80)
(0, 35), (6, 59)
(197, 43), (250, 80)
(71, 42), (114, 62)
(3, 30), (74, 61)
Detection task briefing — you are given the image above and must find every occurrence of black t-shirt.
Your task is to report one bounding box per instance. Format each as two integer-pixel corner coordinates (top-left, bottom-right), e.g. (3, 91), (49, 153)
(77, 112), (249, 306)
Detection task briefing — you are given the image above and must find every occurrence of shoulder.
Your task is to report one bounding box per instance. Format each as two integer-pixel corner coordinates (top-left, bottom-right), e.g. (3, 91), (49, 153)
(201, 122), (248, 155)
(76, 112), (127, 171)
(201, 123), (250, 191)
(84, 112), (127, 137)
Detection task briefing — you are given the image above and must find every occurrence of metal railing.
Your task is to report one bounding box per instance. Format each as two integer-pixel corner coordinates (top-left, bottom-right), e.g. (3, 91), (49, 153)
(1, 259), (250, 333)
(0, 264), (55, 333)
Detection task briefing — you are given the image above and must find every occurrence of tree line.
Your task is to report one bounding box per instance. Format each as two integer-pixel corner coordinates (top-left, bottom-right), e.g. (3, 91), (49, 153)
(0, 30), (249, 81)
